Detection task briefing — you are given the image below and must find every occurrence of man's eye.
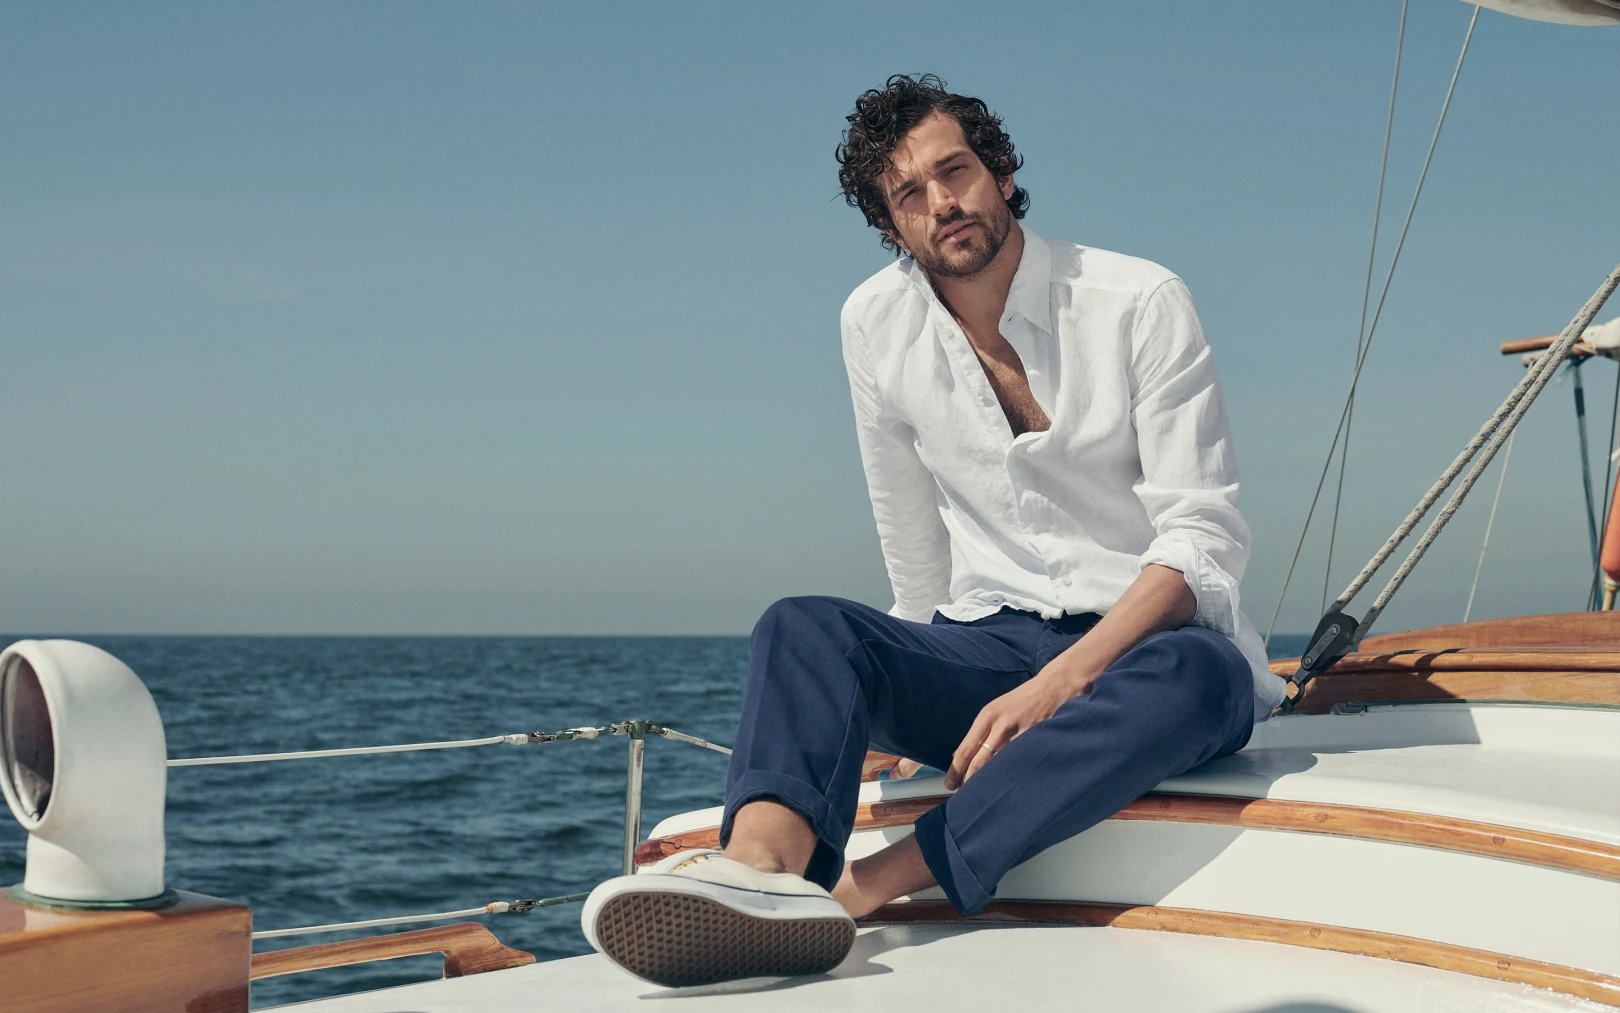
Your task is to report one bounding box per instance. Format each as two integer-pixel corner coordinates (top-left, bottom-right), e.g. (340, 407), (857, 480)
(947, 164), (966, 175)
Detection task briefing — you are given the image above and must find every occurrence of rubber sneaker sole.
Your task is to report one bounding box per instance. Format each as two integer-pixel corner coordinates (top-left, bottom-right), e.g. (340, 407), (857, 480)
(592, 889), (856, 987)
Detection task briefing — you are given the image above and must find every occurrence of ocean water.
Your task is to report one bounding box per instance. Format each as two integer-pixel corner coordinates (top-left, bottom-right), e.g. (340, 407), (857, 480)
(0, 632), (1311, 1009)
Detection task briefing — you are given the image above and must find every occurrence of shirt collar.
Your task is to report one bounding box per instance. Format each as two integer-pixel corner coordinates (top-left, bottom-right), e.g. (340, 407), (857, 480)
(901, 221), (1053, 335)
(1003, 222), (1052, 335)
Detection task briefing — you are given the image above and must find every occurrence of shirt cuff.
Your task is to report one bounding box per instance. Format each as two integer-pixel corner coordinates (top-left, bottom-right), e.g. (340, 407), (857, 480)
(1139, 532), (1240, 638)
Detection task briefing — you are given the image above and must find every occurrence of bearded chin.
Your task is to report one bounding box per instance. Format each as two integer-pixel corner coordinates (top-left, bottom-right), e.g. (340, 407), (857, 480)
(914, 203), (1013, 279)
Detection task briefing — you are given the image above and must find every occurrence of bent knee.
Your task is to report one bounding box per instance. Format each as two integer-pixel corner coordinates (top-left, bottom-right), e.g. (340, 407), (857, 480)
(751, 595), (869, 644)
(1132, 627), (1248, 715)
(755, 594), (843, 629)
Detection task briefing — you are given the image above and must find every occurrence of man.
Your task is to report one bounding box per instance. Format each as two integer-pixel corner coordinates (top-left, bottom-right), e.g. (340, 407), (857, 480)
(582, 73), (1286, 987)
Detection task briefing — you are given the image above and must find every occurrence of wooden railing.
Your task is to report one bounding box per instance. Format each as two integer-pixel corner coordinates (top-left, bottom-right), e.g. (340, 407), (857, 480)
(250, 923), (534, 981)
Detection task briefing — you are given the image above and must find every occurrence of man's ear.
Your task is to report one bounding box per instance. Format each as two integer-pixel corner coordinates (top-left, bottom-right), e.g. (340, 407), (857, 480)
(998, 173), (1016, 201)
(885, 229), (909, 255)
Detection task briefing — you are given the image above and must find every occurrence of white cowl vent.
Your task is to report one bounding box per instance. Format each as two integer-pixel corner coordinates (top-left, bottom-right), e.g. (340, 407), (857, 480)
(0, 640), (168, 905)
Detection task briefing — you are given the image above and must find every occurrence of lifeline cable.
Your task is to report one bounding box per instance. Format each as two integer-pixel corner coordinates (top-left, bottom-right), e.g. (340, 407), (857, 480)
(251, 892), (592, 940)
(169, 722), (730, 766)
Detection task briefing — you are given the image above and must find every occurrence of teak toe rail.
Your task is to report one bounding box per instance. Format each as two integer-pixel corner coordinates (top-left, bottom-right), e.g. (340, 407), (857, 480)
(1270, 646), (1620, 714)
(250, 923), (535, 981)
(866, 899), (1620, 1007)
(635, 792), (1620, 881)
(1356, 612), (1620, 651)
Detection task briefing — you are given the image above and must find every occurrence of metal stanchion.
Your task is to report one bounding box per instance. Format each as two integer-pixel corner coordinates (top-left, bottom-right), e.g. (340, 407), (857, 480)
(621, 719), (648, 875)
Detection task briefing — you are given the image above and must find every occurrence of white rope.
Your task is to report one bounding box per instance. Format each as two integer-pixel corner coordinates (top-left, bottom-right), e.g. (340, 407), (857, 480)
(1352, 262), (1620, 640)
(251, 893), (590, 940)
(1463, 429), (1515, 623)
(168, 734), (530, 767)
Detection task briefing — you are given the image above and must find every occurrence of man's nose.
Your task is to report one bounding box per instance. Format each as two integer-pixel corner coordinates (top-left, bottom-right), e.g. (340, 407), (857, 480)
(926, 179), (959, 219)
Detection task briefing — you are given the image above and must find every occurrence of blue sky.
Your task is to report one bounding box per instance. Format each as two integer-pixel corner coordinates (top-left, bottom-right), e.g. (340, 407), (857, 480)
(3, 2), (1617, 635)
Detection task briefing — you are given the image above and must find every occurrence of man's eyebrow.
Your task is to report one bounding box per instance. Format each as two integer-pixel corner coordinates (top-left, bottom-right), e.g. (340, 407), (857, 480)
(887, 175), (919, 201)
(887, 150), (975, 201)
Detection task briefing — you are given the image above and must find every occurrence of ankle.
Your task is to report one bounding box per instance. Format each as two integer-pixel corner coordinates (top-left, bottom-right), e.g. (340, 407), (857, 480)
(724, 799), (816, 876)
(721, 840), (798, 876)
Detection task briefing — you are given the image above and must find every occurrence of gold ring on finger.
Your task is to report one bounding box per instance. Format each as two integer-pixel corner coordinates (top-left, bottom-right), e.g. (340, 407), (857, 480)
(977, 743), (996, 754)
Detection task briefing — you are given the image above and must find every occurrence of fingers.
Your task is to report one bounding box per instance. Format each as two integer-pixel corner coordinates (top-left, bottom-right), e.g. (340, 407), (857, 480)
(945, 712), (992, 789)
(891, 758), (924, 780)
(959, 723), (1013, 785)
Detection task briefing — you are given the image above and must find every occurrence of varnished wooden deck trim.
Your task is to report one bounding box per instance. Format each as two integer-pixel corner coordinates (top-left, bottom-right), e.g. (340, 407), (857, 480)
(1269, 649), (1620, 676)
(1359, 612), (1620, 652)
(1271, 666), (1620, 714)
(635, 793), (1620, 880)
(1334, 649), (1620, 673)
(865, 899), (1620, 1007)
(250, 923), (534, 981)
(862, 752), (902, 782)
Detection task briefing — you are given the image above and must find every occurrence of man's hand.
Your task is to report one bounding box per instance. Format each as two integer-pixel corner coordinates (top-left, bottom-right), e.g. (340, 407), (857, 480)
(942, 563), (1198, 791)
(944, 666), (1098, 789)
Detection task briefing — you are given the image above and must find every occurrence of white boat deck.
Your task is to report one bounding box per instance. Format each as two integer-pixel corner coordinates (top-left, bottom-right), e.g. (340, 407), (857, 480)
(650, 703), (1620, 846)
(271, 703), (1620, 1011)
(271, 922), (1613, 1012)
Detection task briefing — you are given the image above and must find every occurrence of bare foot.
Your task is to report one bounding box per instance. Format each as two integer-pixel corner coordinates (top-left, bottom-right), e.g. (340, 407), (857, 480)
(831, 834), (936, 919)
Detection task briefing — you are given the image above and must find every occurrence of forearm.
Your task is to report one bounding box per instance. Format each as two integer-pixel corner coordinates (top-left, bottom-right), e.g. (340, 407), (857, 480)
(1040, 563), (1195, 697)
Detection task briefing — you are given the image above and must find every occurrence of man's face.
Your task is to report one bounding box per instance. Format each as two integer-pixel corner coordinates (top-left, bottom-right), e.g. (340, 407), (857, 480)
(880, 110), (1015, 279)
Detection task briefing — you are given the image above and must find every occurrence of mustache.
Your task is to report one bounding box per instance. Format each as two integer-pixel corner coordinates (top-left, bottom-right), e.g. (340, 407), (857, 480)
(930, 211), (983, 244)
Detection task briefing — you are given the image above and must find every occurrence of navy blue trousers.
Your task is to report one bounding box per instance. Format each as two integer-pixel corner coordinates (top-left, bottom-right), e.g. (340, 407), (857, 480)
(720, 596), (1254, 914)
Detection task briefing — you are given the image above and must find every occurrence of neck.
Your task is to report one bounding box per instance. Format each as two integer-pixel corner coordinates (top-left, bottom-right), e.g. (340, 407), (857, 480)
(928, 222), (1024, 334)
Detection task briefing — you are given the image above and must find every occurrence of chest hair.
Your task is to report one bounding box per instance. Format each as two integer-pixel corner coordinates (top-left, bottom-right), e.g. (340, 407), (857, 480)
(964, 328), (1051, 437)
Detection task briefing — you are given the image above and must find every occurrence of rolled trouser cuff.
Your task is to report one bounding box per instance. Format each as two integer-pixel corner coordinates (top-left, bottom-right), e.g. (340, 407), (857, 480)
(911, 802), (995, 915)
(721, 770), (848, 891)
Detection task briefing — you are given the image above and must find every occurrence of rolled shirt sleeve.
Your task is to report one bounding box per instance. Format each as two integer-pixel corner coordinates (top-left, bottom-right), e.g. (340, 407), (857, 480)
(1128, 279), (1250, 638)
(842, 316), (952, 622)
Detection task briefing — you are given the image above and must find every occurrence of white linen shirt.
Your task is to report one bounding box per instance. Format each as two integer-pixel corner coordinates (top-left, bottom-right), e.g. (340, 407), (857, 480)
(841, 224), (1287, 721)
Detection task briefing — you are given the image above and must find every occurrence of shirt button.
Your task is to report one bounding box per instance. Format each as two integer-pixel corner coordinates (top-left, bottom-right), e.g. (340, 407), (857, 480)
(1059, 576), (1071, 586)
(1026, 523), (1038, 534)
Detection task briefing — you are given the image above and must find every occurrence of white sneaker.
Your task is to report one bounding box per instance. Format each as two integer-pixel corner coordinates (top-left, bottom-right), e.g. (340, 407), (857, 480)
(582, 849), (856, 987)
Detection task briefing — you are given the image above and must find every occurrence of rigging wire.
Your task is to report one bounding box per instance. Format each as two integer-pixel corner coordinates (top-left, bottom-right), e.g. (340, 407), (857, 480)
(1268, 4), (1476, 645)
(1321, 0), (1409, 615)
(1463, 429), (1515, 623)
(1282, 265), (1620, 709)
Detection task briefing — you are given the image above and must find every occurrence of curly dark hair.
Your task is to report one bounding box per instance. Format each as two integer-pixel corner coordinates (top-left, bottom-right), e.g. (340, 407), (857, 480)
(837, 74), (1028, 254)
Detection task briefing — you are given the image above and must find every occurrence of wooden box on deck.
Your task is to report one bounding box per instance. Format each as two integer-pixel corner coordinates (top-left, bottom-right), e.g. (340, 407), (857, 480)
(0, 888), (251, 1013)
